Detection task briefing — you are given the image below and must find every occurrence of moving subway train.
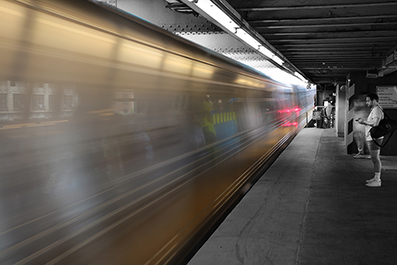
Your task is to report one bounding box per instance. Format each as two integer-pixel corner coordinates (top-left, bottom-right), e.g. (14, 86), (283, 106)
(0, 0), (315, 264)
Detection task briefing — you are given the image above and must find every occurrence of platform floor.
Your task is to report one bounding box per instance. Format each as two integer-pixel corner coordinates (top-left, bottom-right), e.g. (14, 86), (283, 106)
(188, 127), (397, 265)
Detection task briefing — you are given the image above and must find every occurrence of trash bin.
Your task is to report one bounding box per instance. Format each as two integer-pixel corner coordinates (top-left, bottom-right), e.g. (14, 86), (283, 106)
(313, 110), (323, 128)
(316, 117), (323, 128)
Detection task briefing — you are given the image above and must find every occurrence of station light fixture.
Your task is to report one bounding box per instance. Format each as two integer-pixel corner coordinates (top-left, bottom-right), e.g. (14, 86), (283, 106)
(234, 28), (261, 50)
(294, 71), (307, 83)
(183, 0), (285, 67)
(258, 46), (274, 59)
(271, 55), (284, 66)
(192, 0), (239, 33)
(182, 0), (311, 82)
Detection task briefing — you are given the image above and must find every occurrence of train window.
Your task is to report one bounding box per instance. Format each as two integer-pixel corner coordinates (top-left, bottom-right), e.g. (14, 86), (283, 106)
(172, 94), (188, 112)
(135, 99), (148, 114)
(48, 95), (55, 110)
(13, 94), (24, 110)
(0, 94), (7, 110)
(32, 11), (117, 64)
(63, 95), (74, 109)
(218, 99), (224, 111)
(118, 42), (163, 70)
(113, 91), (134, 115)
(32, 95), (44, 110)
(162, 54), (192, 76)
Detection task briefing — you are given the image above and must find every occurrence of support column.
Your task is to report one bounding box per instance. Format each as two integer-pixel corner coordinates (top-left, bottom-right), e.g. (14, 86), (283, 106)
(335, 84), (346, 137)
(344, 84), (355, 154)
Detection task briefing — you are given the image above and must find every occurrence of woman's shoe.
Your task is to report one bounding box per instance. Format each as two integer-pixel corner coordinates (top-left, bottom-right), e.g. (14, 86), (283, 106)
(353, 153), (366, 159)
(366, 180), (381, 187)
(366, 177), (376, 183)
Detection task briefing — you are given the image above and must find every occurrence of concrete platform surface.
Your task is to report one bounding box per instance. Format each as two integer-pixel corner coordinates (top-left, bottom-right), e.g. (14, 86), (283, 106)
(188, 127), (397, 265)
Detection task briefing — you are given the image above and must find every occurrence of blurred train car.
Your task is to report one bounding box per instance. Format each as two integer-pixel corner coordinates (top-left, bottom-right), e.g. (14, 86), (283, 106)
(0, 0), (316, 264)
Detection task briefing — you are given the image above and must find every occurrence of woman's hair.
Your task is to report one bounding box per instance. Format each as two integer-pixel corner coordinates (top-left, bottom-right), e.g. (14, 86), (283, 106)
(366, 93), (379, 102)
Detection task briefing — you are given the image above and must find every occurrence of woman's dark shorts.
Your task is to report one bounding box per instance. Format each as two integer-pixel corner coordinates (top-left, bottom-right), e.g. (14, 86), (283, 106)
(367, 138), (383, 151)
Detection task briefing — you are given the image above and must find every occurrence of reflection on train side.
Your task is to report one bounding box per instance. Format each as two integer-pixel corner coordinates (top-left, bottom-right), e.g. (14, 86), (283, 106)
(0, 80), (311, 264)
(0, 79), (303, 187)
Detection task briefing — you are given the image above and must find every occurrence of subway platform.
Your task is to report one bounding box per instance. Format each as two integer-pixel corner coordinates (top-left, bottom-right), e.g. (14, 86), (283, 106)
(188, 127), (397, 265)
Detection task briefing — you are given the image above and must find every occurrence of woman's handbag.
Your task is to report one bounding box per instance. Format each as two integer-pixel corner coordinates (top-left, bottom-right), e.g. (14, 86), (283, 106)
(370, 112), (397, 147)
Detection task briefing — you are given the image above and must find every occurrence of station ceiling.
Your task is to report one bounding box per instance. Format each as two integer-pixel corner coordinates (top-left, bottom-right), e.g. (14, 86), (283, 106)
(103, 0), (397, 87)
(222, 0), (397, 86)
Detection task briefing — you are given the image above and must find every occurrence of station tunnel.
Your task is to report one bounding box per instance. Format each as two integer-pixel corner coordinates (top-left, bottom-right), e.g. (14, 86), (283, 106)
(1, 0), (397, 264)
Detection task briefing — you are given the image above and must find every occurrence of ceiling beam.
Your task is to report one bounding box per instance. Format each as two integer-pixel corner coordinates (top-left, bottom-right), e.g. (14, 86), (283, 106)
(262, 30), (397, 36)
(267, 36), (397, 43)
(236, 2), (397, 12)
(282, 51), (383, 55)
(277, 48), (386, 53)
(275, 42), (395, 48)
(248, 14), (397, 24)
(253, 21), (397, 29)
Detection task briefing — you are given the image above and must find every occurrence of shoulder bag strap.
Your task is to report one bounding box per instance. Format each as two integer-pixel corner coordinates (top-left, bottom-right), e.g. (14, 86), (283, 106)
(371, 109), (393, 147)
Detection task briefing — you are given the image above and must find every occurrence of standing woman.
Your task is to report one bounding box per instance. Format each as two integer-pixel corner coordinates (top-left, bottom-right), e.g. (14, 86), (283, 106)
(356, 93), (384, 187)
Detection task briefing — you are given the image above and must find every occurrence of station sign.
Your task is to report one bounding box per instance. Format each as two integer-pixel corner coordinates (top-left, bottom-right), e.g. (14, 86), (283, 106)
(386, 54), (394, 65)
(377, 86), (397, 109)
(382, 49), (397, 68)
